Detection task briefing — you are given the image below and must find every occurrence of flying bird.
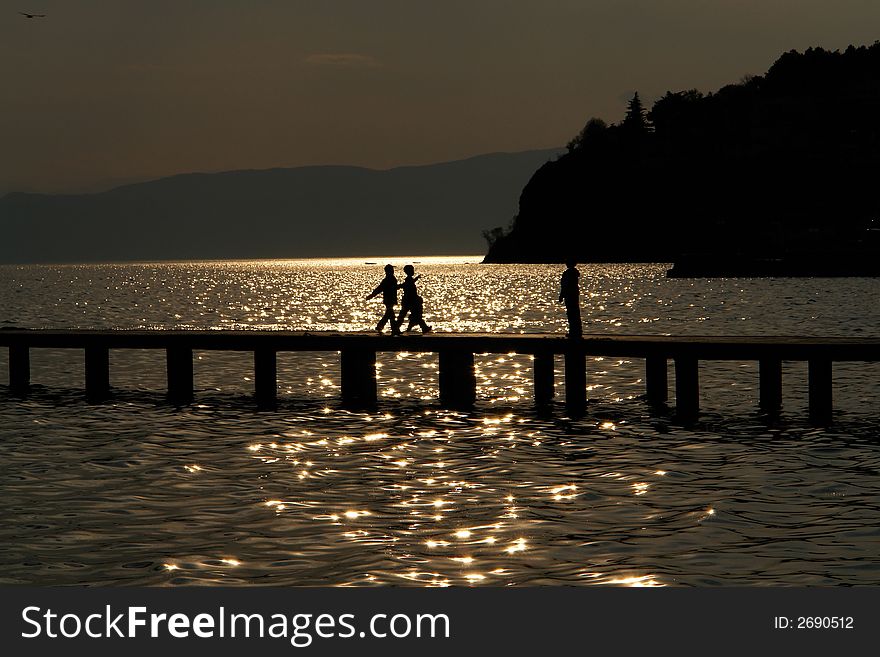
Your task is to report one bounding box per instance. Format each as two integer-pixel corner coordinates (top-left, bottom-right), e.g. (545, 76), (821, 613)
(19, 12), (47, 18)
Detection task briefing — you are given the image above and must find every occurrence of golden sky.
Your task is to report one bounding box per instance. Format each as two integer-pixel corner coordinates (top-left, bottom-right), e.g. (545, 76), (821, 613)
(3, 0), (879, 193)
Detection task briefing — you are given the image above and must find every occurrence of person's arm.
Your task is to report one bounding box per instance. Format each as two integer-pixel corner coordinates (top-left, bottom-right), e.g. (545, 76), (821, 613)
(366, 283), (381, 300)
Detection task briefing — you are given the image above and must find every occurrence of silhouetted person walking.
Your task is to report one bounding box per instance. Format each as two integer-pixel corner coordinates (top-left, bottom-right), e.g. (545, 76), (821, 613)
(559, 259), (582, 337)
(367, 264), (402, 335)
(395, 265), (432, 333)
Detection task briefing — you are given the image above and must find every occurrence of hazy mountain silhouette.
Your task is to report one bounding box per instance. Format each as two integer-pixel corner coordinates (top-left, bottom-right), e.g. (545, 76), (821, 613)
(0, 149), (560, 264)
(483, 44), (880, 274)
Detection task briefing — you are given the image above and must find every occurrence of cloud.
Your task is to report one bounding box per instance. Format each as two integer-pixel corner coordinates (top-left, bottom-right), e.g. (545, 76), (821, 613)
(305, 53), (380, 68)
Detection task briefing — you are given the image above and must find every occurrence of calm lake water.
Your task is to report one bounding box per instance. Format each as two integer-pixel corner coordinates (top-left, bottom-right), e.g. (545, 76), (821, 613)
(1, 257), (879, 586)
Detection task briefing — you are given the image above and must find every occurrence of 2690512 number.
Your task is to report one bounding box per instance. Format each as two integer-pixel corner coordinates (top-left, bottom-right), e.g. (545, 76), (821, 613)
(797, 617), (853, 629)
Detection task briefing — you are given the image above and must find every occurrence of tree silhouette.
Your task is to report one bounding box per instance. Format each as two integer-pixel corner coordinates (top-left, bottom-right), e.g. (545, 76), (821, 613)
(482, 43), (880, 268)
(567, 117), (608, 152)
(481, 225), (506, 248)
(621, 92), (651, 134)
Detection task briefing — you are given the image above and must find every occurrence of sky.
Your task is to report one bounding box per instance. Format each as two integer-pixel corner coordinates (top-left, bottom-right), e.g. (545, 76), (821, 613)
(3, 0), (880, 194)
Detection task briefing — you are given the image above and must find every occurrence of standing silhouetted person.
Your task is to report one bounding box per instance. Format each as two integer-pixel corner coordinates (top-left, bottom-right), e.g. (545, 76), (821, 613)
(367, 264), (402, 335)
(559, 259), (582, 337)
(395, 264), (432, 333)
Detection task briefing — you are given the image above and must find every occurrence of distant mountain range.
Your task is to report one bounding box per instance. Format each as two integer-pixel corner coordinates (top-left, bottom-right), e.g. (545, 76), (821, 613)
(0, 149), (560, 264)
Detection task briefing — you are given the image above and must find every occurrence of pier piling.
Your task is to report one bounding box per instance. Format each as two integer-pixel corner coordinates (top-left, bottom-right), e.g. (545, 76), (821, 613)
(564, 348), (586, 416)
(808, 359), (832, 425)
(533, 352), (555, 406)
(759, 358), (783, 411)
(438, 350), (476, 409)
(645, 356), (668, 404)
(254, 348), (277, 407)
(675, 356), (699, 418)
(341, 348), (377, 409)
(85, 346), (110, 402)
(9, 345), (30, 395)
(166, 347), (194, 404)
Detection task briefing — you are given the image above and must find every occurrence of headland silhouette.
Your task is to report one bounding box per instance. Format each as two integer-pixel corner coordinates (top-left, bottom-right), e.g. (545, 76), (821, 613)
(483, 43), (880, 276)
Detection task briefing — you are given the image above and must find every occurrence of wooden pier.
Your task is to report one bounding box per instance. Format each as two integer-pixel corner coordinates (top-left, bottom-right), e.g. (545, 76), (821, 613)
(2, 329), (879, 423)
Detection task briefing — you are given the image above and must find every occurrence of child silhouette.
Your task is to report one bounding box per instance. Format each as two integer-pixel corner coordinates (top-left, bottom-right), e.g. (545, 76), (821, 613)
(395, 264), (432, 333)
(366, 264), (402, 335)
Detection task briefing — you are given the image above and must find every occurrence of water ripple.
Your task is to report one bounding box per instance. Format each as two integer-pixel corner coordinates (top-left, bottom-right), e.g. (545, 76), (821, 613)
(0, 260), (879, 586)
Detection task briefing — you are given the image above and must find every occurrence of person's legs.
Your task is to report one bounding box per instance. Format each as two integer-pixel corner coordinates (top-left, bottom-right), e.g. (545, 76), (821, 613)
(389, 306), (402, 334)
(412, 300), (431, 332)
(565, 300), (582, 337)
(377, 305), (398, 332)
(395, 304), (411, 332)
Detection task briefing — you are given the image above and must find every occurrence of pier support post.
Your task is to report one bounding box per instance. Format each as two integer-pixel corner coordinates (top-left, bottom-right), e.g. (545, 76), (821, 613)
(166, 346), (194, 404)
(85, 346), (110, 403)
(533, 352), (555, 406)
(759, 358), (783, 412)
(438, 351), (476, 409)
(674, 356), (699, 419)
(564, 348), (586, 417)
(808, 359), (832, 425)
(9, 345), (30, 395)
(645, 356), (668, 405)
(341, 348), (377, 409)
(254, 349), (277, 408)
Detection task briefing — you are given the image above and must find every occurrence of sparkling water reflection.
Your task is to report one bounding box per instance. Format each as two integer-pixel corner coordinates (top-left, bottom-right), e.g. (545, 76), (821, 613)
(0, 258), (879, 586)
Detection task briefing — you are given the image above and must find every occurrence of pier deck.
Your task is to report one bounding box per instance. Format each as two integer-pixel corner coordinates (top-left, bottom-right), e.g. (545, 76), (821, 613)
(2, 329), (879, 423)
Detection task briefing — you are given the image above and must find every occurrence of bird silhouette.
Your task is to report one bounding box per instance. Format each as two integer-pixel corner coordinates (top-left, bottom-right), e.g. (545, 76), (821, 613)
(19, 12), (47, 18)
